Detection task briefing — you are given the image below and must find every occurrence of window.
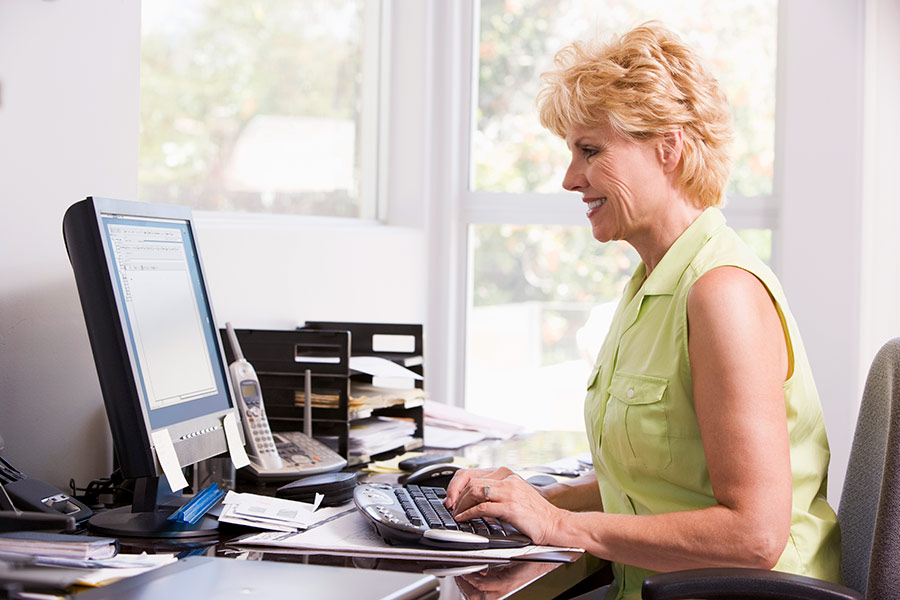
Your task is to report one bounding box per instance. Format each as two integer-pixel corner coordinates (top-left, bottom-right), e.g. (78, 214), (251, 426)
(140, 0), (383, 219)
(464, 0), (778, 429)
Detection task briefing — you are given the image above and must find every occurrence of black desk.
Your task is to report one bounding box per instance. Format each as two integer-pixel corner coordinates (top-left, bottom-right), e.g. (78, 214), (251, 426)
(207, 430), (610, 600)
(45, 432), (611, 599)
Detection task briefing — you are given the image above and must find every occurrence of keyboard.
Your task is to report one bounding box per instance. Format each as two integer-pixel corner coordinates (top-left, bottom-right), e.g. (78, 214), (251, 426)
(354, 482), (531, 550)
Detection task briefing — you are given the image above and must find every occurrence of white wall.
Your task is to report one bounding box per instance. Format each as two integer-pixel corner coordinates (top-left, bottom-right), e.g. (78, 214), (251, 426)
(0, 1), (426, 490)
(195, 214), (425, 331)
(778, 0), (900, 504)
(777, 0), (866, 503)
(861, 0), (900, 382)
(0, 0), (140, 490)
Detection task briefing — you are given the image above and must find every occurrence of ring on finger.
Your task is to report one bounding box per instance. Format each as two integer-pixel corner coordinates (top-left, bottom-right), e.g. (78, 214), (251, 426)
(484, 484), (491, 501)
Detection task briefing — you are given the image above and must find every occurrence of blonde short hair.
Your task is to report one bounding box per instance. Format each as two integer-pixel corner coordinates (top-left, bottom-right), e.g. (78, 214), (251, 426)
(537, 22), (733, 208)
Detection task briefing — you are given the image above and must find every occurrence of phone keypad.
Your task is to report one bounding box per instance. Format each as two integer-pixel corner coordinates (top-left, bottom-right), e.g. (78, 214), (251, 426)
(250, 418), (277, 454)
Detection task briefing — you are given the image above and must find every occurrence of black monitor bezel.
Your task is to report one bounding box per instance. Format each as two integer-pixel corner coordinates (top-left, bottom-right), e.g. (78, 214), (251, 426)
(63, 196), (240, 481)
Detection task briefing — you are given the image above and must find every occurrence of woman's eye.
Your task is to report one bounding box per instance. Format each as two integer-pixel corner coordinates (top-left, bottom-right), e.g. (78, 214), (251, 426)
(582, 147), (599, 158)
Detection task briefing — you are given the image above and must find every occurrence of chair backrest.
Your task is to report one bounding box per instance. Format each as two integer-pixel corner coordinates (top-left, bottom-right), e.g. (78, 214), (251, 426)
(838, 337), (900, 599)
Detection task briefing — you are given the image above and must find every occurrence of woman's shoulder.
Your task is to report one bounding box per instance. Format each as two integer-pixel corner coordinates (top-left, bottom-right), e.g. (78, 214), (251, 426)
(688, 225), (783, 295)
(686, 266), (776, 331)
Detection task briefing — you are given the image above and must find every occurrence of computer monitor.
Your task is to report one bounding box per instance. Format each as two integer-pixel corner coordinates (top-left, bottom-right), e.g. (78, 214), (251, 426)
(63, 197), (242, 538)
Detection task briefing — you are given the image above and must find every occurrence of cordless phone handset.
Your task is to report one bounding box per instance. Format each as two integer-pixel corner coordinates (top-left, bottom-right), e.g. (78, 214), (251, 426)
(225, 323), (283, 470)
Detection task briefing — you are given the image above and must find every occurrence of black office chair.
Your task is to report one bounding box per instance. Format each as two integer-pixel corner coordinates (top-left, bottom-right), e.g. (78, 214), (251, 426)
(642, 338), (900, 600)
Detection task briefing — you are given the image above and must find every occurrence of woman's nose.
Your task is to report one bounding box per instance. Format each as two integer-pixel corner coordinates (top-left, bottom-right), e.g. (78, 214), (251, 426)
(562, 162), (585, 192)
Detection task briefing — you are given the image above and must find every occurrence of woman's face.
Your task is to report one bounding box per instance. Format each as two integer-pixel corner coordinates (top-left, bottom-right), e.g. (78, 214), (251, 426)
(562, 123), (669, 244)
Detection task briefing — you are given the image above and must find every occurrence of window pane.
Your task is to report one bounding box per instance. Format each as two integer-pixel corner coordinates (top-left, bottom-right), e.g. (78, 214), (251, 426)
(475, 0), (777, 198)
(466, 225), (770, 430)
(466, 224), (639, 430)
(140, 0), (368, 217)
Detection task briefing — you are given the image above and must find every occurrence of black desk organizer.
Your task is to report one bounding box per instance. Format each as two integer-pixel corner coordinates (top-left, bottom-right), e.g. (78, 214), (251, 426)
(221, 322), (425, 466)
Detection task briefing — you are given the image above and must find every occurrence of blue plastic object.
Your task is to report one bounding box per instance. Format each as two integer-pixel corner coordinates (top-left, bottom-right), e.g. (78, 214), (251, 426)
(167, 483), (225, 525)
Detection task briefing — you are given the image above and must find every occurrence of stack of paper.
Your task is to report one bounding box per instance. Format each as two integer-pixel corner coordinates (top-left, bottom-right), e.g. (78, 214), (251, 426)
(349, 416), (417, 457)
(423, 400), (524, 442)
(218, 491), (324, 532)
(72, 554), (178, 587)
(0, 531), (118, 561)
(296, 354), (427, 416)
(296, 357), (424, 409)
(298, 383), (426, 417)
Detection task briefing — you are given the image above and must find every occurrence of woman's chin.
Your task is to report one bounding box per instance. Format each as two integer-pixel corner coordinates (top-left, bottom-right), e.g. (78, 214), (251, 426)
(590, 226), (615, 244)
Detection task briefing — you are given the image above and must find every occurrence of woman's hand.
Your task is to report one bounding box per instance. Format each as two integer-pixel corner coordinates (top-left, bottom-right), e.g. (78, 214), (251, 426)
(443, 467), (564, 545)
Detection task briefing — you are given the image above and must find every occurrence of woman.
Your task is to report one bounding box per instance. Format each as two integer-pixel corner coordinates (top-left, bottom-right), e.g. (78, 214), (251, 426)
(444, 22), (841, 599)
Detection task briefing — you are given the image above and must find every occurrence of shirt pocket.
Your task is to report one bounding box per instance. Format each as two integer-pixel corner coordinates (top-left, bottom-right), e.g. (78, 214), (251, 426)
(584, 363), (604, 454)
(603, 372), (671, 471)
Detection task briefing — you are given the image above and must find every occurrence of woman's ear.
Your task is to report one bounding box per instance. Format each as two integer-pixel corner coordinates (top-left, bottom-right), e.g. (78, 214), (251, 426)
(657, 128), (684, 174)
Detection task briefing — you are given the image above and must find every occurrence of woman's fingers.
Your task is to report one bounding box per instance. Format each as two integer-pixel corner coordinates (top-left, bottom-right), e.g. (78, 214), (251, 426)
(444, 468), (491, 507)
(444, 466), (514, 509)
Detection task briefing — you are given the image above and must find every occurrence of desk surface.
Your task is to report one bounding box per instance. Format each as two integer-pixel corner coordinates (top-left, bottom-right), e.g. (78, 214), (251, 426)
(113, 431), (609, 599)
(76, 556), (442, 600)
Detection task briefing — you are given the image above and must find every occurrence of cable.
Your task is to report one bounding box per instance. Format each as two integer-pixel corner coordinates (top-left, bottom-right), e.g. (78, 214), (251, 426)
(68, 469), (131, 508)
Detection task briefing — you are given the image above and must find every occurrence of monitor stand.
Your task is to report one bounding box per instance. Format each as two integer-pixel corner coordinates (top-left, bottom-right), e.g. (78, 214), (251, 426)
(88, 475), (218, 539)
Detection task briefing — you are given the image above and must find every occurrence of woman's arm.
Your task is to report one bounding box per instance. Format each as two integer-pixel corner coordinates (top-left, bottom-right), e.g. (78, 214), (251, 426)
(540, 472), (603, 511)
(450, 266), (793, 572)
(445, 469), (602, 512)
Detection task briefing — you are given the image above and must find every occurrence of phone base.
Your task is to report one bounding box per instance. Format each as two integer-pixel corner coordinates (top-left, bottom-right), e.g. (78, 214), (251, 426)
(88, 506), (219, 539)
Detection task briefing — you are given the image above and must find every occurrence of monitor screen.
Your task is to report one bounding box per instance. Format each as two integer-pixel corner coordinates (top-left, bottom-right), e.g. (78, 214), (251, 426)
(101, 214), (231, 428)
(64, 197), (238, 482)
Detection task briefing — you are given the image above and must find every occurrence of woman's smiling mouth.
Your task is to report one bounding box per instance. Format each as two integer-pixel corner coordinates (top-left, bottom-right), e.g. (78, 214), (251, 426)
(585, 197), (607, 215)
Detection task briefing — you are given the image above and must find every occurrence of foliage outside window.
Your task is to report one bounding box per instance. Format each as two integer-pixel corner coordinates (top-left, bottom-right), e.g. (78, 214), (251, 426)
(140, 0), (369, 217)
(474, 0), (777, 197)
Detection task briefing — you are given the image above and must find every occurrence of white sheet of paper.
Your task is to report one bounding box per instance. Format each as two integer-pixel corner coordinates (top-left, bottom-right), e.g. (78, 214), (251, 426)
(220, 491), (321, 530)
(223, 412), (250, 469)
(423, 425), (486, 449)
(218, 503), (298, 532)
(234, 510), (583, 563)
(349, 356), (423, 380)
(423, 400), (523, 440)
(150, 429), (189, 492)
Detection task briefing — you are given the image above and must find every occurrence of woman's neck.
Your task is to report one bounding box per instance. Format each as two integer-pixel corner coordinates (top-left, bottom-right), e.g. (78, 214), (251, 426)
(631, 200), (703, 276)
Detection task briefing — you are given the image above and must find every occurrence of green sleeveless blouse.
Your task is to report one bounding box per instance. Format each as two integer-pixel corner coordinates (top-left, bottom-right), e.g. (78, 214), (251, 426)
(584, 208), (841, 599)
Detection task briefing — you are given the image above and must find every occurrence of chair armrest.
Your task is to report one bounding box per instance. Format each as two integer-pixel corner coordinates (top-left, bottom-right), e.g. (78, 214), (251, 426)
(642, 567), (862, 600)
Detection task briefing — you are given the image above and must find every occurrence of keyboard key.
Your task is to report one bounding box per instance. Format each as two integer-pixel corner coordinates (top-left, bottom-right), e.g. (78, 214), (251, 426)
(470, 519), (491, 536)
(484, 517), (506, 536)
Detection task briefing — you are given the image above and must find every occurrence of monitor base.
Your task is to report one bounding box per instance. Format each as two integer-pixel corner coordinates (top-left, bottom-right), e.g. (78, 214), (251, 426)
(88, 505), (219, 539)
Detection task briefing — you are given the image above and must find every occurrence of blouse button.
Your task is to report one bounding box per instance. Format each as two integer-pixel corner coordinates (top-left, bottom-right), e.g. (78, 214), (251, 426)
(627, 388), (635, 398)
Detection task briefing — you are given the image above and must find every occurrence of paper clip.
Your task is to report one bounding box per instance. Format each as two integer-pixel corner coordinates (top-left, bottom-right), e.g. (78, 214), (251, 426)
(167, 483), (226, 525)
